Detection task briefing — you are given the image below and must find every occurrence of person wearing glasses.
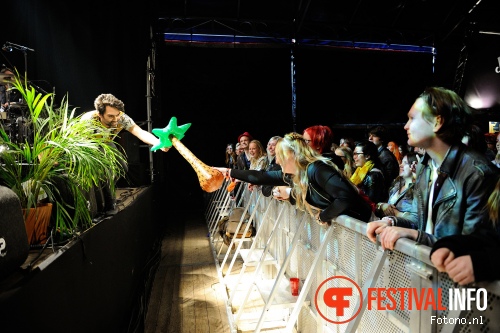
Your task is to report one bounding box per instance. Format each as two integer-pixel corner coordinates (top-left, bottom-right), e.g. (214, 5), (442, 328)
(80, 93), (169, 215)
(351, 140), (387, 204)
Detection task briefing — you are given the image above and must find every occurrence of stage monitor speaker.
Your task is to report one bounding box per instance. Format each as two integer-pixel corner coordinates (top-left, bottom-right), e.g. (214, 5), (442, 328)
(0, 186), (29, 278)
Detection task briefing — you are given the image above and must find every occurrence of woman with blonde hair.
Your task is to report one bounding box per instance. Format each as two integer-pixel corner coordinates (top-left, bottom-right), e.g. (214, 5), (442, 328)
(335, 146), (356, 178)
(248, 139), (268, 171)
(214, 133), (373, 223)
(246, 139), (269, 191)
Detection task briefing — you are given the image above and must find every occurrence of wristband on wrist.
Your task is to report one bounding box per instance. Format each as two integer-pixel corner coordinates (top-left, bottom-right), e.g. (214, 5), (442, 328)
(383, 216), (395, 226)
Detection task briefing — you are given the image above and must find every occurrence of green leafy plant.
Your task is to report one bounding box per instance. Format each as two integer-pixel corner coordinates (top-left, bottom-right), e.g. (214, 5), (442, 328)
(0, 72), (125, 238)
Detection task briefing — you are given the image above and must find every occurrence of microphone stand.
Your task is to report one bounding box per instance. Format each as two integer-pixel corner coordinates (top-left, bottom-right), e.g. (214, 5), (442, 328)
(3, 41), (35, 80)
(29, 81), (50, 95)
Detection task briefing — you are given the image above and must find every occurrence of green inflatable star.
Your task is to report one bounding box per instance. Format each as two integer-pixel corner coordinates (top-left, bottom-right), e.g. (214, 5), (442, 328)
(151, 117), (191, 151)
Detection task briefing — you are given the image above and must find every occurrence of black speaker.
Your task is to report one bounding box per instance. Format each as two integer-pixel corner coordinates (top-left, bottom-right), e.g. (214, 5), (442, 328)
(0, 186), (29, 278)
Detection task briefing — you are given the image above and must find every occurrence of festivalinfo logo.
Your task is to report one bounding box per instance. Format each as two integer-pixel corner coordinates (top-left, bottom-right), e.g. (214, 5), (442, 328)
(315, 276), (488, 324)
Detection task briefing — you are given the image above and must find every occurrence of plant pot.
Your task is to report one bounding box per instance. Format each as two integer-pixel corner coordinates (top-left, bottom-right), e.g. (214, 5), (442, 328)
(23, 203), (53, 245)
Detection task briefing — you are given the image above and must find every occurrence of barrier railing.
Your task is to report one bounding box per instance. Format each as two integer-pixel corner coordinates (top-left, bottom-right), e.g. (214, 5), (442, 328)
(205, 184), (500, 333)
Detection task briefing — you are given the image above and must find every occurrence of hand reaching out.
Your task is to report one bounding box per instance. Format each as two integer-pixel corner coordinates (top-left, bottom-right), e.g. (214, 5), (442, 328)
(212, 167), (230, 179)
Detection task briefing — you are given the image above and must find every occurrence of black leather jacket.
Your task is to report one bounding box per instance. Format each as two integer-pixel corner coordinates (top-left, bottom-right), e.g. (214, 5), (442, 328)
(430, 224), (500, 282)
(231, 161), (373, 222)
(391, 144), (499, 246)
(358, 168), (387, 204)
(378, 147), (399, 190)
(261, 158), (281, 197)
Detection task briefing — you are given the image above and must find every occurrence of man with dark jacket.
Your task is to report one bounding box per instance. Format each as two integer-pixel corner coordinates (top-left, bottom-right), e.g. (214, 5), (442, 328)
(368, 125), (399, 190)
(367, 87), (499, 248)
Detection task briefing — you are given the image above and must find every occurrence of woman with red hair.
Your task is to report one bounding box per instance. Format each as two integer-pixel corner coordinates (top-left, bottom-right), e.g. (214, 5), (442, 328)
(387, 141), (402, 164)
(302, 125), (344, 170)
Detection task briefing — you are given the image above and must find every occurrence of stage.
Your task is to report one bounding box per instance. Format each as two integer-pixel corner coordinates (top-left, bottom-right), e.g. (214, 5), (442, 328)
(0, 186), (163, 333)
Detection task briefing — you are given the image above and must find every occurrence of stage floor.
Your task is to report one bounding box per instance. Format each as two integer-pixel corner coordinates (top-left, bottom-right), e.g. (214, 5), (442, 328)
(143, 205), (231, 333)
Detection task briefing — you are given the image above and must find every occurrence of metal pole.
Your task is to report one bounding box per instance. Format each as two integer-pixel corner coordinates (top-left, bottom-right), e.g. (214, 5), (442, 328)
(290, 45), (297, 133)
(146, 27), (155, 183)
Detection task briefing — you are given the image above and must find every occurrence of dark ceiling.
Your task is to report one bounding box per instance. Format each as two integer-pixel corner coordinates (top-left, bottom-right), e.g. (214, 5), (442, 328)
(154, 0), (500, 49)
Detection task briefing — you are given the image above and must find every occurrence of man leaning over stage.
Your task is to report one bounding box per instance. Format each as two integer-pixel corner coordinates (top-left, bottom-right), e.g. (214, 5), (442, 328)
(80, 93), (169, 215)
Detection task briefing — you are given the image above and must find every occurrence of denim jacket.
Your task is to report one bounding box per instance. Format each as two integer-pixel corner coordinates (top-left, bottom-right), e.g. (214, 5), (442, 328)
(390, 144), (499, 246)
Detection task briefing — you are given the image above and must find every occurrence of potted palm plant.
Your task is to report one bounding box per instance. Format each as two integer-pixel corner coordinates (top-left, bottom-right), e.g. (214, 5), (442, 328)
(0, 72), (125, 245)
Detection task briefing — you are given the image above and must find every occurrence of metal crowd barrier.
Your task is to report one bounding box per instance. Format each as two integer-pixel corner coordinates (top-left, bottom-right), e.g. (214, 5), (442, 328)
(205, 184), (500, 333)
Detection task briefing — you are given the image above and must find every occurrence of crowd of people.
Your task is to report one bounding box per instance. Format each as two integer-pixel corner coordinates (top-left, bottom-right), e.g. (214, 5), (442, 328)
(216, 86), (500, 287)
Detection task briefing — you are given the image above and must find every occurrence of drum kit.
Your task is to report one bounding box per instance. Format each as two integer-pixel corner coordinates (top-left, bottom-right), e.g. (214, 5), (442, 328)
(1, 72), (32, 145)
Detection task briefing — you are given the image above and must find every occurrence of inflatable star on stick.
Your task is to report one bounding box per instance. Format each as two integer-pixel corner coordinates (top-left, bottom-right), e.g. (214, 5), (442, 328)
(151, 117), (191, 151)
(151, 117), (224, 193)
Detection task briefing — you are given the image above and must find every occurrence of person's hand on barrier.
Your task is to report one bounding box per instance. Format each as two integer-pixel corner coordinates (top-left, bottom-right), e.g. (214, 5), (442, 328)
(430, 247), (455, 272)
(272, 186), (290, 201)
(377, 226), (418, 250)
(431, 248), (475, 285)
(314, 211), (328, 226)
(366, 220), (390, 243)
(443, 255), (475, 286)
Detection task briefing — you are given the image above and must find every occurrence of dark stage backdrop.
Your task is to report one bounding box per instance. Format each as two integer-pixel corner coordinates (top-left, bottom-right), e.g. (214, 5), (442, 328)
(2, 1), (152, 115)
(156, 46), (434, 163)
(153, 45), (435, 205)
